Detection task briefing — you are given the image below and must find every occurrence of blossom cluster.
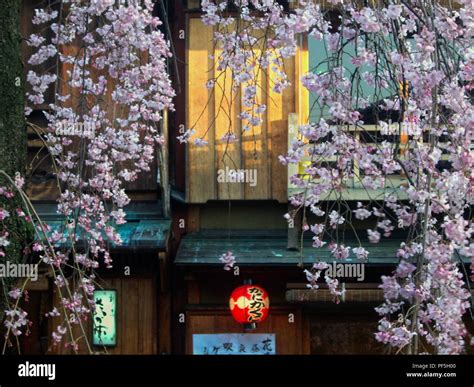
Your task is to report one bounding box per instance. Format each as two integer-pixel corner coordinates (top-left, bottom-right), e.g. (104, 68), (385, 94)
(304, 262), (345, 304)
(189, 0), (323, 144)
(219, 1), (473, 353)
(3, 0), (176, 350)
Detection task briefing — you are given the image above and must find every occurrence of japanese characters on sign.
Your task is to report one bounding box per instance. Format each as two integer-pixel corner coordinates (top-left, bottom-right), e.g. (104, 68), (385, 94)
(92, 290), (117, 346)
(193, 334), (276, 355)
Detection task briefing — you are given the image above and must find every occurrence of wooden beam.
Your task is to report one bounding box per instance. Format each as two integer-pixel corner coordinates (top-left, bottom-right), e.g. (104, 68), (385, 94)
(186, 17), (217, 202)
(158, 251), (169, 293)
(187, 279), (200, 305)
(295, 34), (309, 125)
(157, 279), (171, 354)
(159, 109), (171, 218)
(287, 202), (302, 251)
(286, 289), (385, 302)
(187, 204), (200, 232)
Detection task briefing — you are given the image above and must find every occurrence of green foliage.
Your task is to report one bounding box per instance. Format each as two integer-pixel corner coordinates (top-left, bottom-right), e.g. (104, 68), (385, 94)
(0, 0), (32, 317)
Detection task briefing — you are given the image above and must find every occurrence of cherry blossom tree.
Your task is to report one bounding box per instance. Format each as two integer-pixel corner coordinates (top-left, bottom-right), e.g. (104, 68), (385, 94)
(199, 0), (473, 354)
(0, 0), (472, 355)
(1, 0), (174, 353)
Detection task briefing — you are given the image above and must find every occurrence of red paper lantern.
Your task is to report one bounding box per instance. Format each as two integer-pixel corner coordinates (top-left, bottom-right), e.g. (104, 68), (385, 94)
(229, 284), (270, 324)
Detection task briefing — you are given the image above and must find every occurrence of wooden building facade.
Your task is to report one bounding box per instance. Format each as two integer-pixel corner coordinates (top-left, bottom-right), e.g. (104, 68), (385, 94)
(170, 1), (396, 355)
(15, 0), (472, 356)
(13, 0), (421, 356)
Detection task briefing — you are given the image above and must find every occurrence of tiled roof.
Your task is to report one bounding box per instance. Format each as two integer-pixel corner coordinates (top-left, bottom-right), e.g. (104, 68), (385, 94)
(33, 202), (170, 251)
(175, 230), (470, 266)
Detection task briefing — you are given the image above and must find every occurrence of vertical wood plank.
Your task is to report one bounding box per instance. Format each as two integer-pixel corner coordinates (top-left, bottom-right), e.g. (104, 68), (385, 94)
(137, 279), (145, 354)
(186, 17), (216, 203)
(187, 279), (200, 304)
(158, 285), (171, 354)
(187, 204), (200, 232)
(287, 113), (299, 194)
(302, 313), (311, 354)
(268, 56), (296, 203)
(138, 278), (154, 354)
(106, 278), (121, 355)
(159, 109), (171, 216)
(214, 32), (244, 200)
(241, 47), (269, 199)
(122, 278), (139, 354)
(296, 35), (309, 125)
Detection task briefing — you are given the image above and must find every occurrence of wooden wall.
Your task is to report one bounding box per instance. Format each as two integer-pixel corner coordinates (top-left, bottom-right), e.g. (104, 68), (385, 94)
(186, 17), (308, 203)
(185, 309), (309, 354)
(309, 312), (381, 354)
(21, 1), (159, 198)
(48, 277), (157, 355)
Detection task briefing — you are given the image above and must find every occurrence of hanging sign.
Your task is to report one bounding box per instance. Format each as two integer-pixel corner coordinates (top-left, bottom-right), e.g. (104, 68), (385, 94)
(92, 290), (117, 346)
(193, 333), (276, 355)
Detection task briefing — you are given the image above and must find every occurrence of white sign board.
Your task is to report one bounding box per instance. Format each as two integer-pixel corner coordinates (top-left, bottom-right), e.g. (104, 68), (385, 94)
(193, 334), (276, 355)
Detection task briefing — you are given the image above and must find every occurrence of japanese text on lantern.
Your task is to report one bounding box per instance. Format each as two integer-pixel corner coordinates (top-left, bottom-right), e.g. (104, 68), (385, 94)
(248, 286), (265, 322)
